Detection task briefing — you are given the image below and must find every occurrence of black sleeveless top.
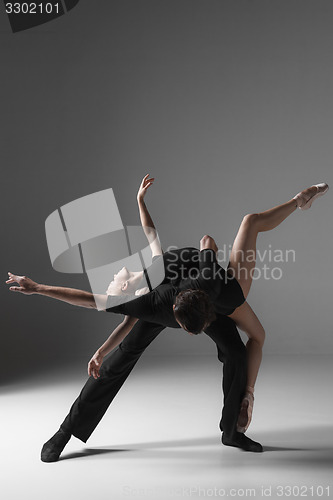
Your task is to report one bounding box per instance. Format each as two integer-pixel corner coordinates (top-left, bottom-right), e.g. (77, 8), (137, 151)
(106, 248), (245, 327)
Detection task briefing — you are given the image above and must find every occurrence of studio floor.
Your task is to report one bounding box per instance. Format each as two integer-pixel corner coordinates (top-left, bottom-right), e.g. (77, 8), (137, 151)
(1, 354), (332, 500)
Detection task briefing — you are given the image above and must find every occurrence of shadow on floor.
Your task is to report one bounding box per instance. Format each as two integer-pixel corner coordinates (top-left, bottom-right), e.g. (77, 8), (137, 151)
(60, 448), (132, 461)
(60, 427), (333, 466)
(263, 445), (313, 452)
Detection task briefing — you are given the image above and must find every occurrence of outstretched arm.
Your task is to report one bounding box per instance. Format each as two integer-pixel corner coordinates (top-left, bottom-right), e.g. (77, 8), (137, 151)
(137, 174), (162, 257)
(88, 316), (139, 379)
(6, 272), (96, 309)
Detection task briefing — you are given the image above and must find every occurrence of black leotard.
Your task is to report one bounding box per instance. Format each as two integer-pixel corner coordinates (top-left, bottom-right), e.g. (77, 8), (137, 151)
(106, 248), (245, 326)
(143, 247), (202, 287)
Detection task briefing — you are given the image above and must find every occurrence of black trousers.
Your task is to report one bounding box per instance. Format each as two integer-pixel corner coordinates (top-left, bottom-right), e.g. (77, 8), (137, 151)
(61, 315), (247, 442)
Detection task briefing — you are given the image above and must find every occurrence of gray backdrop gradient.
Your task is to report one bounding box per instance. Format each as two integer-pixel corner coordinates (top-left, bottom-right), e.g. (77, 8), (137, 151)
(1, 0), (332, 383)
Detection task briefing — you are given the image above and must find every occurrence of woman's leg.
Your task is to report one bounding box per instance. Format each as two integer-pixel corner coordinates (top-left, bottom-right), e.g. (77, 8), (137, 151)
(225, 183), (328, 433)
(227, 184), (324, 299)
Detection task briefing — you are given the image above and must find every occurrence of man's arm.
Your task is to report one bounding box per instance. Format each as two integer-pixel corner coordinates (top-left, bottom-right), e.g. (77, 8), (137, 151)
(88, 316), (139, 379)
(6, 272), (96, 309)
(137, 174), (162, 257)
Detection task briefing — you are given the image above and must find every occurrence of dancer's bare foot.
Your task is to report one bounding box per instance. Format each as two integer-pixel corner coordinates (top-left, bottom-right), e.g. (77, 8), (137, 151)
(293, 183), (329, 210)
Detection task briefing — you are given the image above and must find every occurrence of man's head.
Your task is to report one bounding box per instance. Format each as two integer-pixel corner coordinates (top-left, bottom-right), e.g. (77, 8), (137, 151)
(173, 289), (216, 335)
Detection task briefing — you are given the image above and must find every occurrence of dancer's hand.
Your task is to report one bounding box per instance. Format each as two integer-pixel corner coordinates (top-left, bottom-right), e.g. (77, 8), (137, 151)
(6, 272), (39, 294)
(200, 235), (218, 253)
(137, 174), (155, 203)
(88, 351), (104, 379)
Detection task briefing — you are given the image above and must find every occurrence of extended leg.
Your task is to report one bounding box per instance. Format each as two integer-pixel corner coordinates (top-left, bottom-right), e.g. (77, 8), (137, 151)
(227, 183), (328, 299)
(61, 320), (165, 441)
(41, 320), (165, 462)
(227, 199), (297, 299)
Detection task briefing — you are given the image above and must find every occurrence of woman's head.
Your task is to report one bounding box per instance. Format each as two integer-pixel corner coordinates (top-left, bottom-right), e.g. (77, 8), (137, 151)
(173, 289), (216, 335)
(106, 267), (144, 296)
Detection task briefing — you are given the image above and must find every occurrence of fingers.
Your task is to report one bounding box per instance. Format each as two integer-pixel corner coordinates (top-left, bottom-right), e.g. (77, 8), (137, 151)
(88, 360), (101, 379)
(6, 272), (18, 284)
(142, 174), (155, 186)
(140, 173), (150, 188)
(93, 360), (100, 379)
(138, 175), (154, 201)
(143, 181), (153, 191)
(6, 274), (23, 291)
(88, 361), (94, 377)
(92, 368), (100, 379)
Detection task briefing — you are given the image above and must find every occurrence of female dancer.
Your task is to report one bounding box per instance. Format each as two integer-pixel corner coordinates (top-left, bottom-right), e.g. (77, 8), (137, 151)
(173, 181), (329, 432)
(6, 179), (329, 437)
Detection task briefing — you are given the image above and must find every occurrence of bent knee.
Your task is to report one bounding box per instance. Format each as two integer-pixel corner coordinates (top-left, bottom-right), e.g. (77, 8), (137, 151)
(242, 213), (259, 227)
(201, 234), (214, 243)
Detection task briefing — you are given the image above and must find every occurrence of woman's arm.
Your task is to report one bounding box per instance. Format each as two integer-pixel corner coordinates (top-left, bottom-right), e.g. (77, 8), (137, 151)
(137, 174), (162, 257)
(6, 272), (96, 309)
(88, 316), (139, 379)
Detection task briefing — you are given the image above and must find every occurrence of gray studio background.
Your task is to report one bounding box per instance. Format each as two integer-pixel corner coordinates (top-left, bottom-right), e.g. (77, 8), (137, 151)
(1, 0), (332, 385)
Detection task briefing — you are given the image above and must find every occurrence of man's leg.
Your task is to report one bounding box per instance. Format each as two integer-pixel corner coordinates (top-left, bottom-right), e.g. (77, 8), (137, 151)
(41, 320), (165, 462)
(204, 314), (263, 452)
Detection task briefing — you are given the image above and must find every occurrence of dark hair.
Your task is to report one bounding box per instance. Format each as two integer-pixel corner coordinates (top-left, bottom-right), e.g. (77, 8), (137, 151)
(173, 289), (216, 335)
